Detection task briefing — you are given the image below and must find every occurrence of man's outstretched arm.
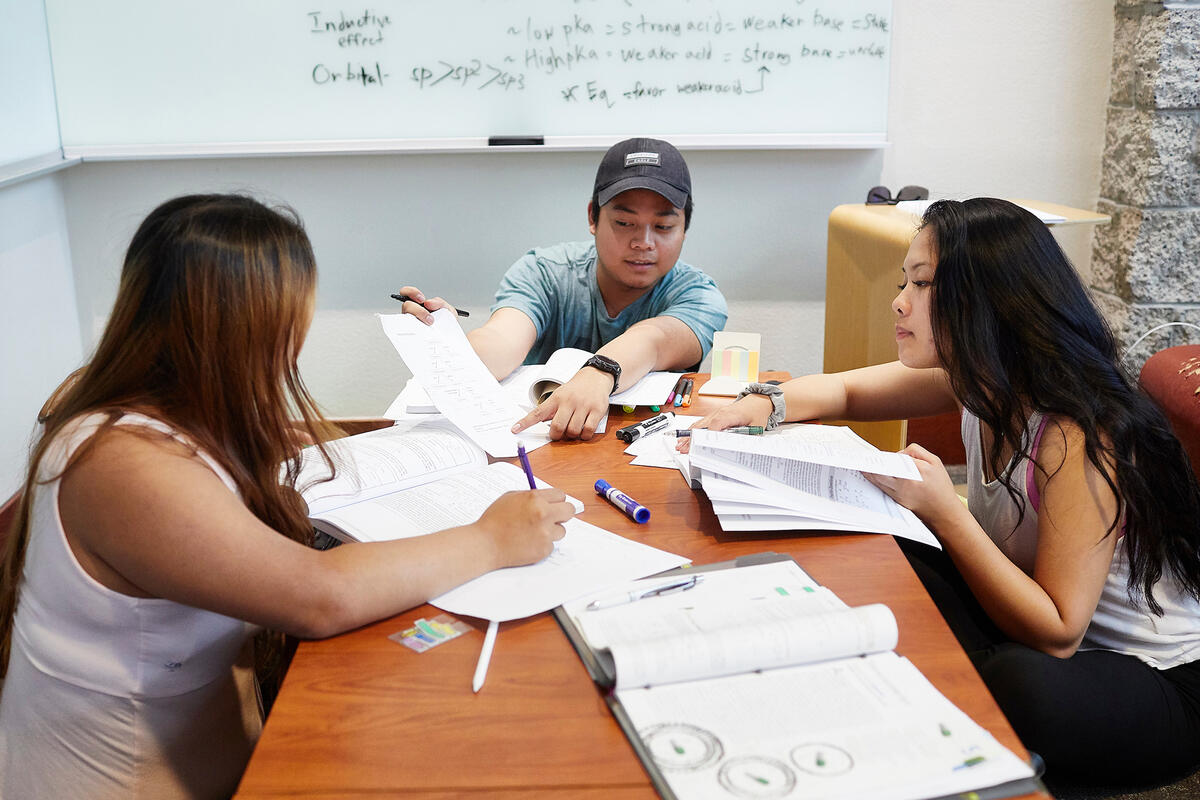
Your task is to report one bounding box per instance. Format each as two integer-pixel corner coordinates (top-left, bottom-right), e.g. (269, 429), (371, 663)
(512, 316), (702, 441)
(466, 308), (538, 380)
(393, 286), (536, 380)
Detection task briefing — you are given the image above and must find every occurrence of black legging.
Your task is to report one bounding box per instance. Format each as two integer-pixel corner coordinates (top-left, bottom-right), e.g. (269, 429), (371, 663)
(899, 539), (1200, 787)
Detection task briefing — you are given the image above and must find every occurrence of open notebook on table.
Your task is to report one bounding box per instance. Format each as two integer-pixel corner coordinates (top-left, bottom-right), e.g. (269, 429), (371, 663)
(297, 418), (689, 621)
(297, 419), (566, 544)
(554, 554), (1040, 800)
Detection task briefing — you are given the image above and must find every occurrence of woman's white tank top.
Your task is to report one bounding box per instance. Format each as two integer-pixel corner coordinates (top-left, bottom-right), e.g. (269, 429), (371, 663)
(0, 412), (261, 799)
(962, 409), (1200, 669)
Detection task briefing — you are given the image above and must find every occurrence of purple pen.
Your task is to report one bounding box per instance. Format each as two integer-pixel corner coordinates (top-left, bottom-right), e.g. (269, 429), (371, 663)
(517, 443), (537, 489)
(594, 479), (650, 524)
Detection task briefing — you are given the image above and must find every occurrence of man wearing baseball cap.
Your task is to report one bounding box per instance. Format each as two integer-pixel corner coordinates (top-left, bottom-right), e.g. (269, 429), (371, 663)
(398, 137), (727, 441)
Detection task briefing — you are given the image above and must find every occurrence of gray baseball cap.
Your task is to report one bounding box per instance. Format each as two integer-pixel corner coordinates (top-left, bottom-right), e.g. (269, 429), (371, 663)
(593, 138), (691, 210)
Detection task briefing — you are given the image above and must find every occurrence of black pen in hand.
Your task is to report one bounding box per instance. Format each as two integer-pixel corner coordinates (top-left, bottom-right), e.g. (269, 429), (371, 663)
(391, 293), (470, 318)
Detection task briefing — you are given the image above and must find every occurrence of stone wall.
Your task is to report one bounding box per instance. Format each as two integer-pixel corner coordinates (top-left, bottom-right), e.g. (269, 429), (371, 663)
(1092, 0), (1200, 370)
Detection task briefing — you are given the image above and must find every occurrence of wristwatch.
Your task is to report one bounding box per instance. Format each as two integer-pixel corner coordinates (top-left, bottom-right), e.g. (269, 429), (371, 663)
(737, 383), (787, 430)
(581, 354), (622, 394)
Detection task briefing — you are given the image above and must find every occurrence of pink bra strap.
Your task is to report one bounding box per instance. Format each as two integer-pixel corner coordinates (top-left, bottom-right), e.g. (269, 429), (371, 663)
(1026, 415), (1049, 513)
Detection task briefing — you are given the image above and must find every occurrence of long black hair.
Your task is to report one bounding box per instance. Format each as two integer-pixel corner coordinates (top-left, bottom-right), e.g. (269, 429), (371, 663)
(923, 198), (1200, 614)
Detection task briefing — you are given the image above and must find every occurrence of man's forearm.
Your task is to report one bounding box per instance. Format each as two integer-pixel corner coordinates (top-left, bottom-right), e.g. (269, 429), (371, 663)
(464, 308), (539, 380)
(466, 327), (527, 380)
(468, 326), (525, 381)
(594, 318), (702, 390)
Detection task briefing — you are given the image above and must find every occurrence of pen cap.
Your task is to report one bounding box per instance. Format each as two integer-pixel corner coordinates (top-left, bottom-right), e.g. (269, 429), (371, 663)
(595, 479), (613, 495)
(614, 424), (638, 443)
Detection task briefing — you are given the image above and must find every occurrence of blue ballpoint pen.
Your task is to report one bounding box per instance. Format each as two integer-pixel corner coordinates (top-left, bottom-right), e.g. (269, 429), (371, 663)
(585, 576), (702, 611)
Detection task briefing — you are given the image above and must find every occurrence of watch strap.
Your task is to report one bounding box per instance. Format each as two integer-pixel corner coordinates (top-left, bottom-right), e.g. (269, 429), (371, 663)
(582, 354), (621, 394)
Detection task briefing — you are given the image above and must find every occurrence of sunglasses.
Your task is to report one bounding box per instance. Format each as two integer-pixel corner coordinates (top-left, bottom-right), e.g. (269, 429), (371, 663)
(866, 185), (929, 205)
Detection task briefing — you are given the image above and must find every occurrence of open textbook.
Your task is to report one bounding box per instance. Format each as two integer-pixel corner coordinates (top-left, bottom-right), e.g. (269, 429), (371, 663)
(679, 425), (940, 548)
(298, 419), (578, 543)
(393, 346), (682, 414)
(297, 419), (689, 620)
(555, 557), (1038, 800)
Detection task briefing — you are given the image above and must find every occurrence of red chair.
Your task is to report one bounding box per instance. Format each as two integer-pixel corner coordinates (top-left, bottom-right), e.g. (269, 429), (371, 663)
(1140, 345), (1200, 478)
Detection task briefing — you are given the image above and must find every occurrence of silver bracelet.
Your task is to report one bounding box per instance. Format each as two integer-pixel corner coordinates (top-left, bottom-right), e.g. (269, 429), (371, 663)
(737, 383), (786, 430)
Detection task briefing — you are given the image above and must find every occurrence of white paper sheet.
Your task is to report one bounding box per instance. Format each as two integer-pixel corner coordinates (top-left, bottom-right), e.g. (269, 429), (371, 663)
(691, 425), (921, 480)
(623, 414), (704, 468)
(430, 517), (689, 621)
(689, 452), (939, 548)
(378, 311), (548, 457)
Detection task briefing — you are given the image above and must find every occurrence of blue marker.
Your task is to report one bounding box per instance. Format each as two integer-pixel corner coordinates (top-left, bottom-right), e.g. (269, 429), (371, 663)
(595, 479), (650, 524)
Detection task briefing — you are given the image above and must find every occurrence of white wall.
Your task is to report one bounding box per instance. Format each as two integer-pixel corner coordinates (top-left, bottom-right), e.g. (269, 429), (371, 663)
(61, 149), (872, 415)
(0, 176), (84, 496)
(44, 2), (1113, 421)
(881, 1), (1114, 284)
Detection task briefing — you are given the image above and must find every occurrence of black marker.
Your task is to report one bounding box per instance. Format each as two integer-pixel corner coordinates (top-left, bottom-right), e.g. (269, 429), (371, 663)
(391, 293), (469, 318)
(487, 136), (544, 146)
(615, 413), (673, 444)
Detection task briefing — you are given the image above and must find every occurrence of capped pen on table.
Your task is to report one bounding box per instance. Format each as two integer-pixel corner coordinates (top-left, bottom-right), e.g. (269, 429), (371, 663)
(475, 442), (535, 693)
(665, 376), (687, 406)
(516, 442), (537, 490)
(680, 379), (694, 408)
(472, 619), (498, 693)
(671, 426), (764, 437)
(391, 293), (470, 318)
(585, 575), (702, 611)
(595, 479), (651, 523)
(614, 412), (673, 444)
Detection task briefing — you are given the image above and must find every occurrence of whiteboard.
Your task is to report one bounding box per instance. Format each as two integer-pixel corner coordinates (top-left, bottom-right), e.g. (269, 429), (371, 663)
(44, 0), (893, 157)
(0, 0), (70, 185)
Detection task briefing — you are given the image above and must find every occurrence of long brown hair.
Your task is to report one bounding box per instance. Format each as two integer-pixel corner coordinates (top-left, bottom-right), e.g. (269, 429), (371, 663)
(1, 193), (336, 680)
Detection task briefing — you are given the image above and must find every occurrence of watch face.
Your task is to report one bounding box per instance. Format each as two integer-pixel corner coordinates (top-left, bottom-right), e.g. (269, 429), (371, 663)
(589, 354), (617, 369)
(585, 355), (621, 392)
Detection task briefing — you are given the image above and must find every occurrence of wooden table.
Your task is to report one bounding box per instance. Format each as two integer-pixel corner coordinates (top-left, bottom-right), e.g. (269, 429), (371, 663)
(236, 383), (1046, 798)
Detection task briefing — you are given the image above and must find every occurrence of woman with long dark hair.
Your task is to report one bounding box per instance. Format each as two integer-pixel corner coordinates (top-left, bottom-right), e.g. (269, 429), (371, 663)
(0, 194), (573, 798)
(692, 198), (1200, 786)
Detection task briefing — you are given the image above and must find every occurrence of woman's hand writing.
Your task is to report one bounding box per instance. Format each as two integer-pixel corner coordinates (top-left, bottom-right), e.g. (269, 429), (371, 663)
(473, 488), (573, 568)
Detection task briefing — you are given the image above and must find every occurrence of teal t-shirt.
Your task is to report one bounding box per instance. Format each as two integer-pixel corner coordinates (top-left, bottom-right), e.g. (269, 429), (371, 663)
(491, 241), (728, 367)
